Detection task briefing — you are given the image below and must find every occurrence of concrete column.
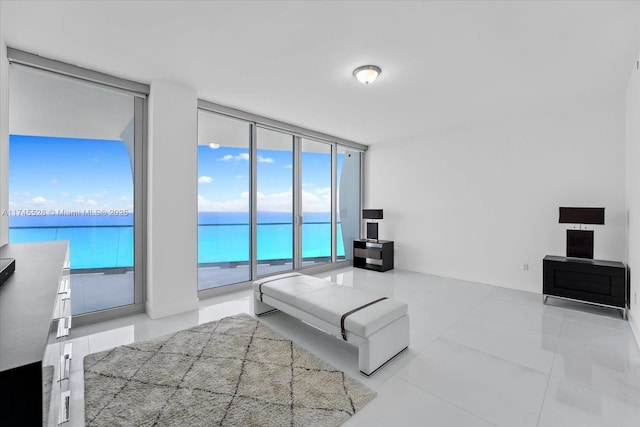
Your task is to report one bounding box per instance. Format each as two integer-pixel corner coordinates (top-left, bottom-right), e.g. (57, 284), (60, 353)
(146, 80), (198, 318)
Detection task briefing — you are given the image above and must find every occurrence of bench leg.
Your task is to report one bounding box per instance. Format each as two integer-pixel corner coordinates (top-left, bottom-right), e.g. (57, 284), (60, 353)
(358, 315), (410, 376)
(253, 293), (277, 316)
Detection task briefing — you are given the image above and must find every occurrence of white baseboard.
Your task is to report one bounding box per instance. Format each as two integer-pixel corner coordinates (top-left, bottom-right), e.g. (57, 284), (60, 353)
(146, 297), (199, 319)
(629, 310), (640, 351)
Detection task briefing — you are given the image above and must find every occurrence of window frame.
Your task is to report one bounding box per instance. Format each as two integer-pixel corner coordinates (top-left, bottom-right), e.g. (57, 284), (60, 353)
(196, 101), (366, 298)
(6, 48), (149, 325)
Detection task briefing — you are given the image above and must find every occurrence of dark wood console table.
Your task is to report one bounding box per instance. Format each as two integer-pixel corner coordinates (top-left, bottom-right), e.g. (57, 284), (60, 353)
(353, 240), (394, 272)
(543, 255), (626, 319)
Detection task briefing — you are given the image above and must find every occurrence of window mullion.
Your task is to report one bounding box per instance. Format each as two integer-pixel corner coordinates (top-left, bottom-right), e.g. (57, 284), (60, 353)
(250, 123), (258, 281)
(293, 136), (302, 270)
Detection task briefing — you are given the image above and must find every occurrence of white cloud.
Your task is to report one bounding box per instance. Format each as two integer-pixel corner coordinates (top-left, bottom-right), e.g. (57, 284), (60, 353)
(73, 195), (103, 208)
(198, 188), (330, 213)
(285, 164), (293, 169)
(219, 153), (250, 162)
(302, 189), (330, 212)
(198, 176), (213, 184)
(258, 155), (274, 163)
(198, 194), (249, 212)
(32, 196), (49, 204)
(256, 189), (293, 212)
(59, 192), (70, 197)
(51, 179), (59, 185)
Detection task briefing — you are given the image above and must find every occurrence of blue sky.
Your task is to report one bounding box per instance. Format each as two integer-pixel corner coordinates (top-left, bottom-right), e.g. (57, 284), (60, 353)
(9, 135), (133, 211)
(9, 134), (340, 214)
(198, 145), (335, 213)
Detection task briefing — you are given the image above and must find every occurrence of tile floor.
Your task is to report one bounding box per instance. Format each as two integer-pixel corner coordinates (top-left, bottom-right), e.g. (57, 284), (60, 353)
(65, 266), (640, 427)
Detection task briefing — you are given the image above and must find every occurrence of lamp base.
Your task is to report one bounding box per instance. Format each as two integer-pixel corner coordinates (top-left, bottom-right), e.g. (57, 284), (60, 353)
(566, 229), (594, 259)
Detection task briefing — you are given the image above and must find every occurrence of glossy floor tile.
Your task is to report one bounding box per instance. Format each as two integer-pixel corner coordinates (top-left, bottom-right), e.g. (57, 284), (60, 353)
(66, 266), (640, 426)
(397, 338), (549, 427)
(538, 378), (640, 427)
(551, 319), (640, 406)
(471, 291), (565, 336)
(442, 314), (559, 374)
(343, 376), (495, 427)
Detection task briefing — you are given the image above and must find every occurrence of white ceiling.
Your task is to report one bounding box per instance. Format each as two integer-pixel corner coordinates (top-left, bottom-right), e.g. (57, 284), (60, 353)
(1, 1), (639, 146)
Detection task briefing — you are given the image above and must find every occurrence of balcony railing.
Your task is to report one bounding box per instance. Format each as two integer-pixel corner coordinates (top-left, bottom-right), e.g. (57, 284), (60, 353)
(9, 221), (346, 270)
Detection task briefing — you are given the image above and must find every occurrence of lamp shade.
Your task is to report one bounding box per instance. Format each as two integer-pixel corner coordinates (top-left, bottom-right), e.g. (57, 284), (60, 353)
(362, 209), (383, 220)
(559, 207), (605, 225)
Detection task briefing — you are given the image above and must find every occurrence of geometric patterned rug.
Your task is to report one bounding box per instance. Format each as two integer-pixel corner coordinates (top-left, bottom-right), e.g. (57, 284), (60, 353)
(84, 313), (376, 426)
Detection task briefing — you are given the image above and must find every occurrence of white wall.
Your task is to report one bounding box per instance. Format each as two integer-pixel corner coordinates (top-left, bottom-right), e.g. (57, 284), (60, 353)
(366, 94), (626, 293)
(0, 3), (9, 246)
(626, 52), (640, 343)
(146, 81), (199, 318)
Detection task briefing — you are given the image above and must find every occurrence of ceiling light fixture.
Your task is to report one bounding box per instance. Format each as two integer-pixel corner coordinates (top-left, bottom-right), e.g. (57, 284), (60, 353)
(208, 143), (220, 149)
(353, 65), (381, 85)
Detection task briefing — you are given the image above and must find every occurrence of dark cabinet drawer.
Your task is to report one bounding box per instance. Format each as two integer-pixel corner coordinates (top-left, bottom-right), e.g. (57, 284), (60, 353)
(543, 255), (626, 309)
(553, 270), (612, 295)
(354, 248), (382, 260)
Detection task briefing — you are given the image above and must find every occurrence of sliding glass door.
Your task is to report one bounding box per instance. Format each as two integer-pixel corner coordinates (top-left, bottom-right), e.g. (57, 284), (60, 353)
(301, 138), (332, 265)
(9, 63), (144, 316)
(197, 111), (251, 290)
(256, 127), (294, 275)
(337, 147), (361, 260)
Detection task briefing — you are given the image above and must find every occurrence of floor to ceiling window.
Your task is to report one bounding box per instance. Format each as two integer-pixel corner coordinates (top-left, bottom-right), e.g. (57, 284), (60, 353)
(196, 102), (365, 291)
(8, 56), (146, 317)
(337, 147), (361, 260)
(197, 111), (251, 290)
(301, 138), (332, 264)
(256, 127), (294, 275)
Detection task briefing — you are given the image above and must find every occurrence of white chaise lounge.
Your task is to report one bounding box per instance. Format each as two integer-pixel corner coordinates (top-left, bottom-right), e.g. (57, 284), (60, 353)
(253, 272), (410, 376)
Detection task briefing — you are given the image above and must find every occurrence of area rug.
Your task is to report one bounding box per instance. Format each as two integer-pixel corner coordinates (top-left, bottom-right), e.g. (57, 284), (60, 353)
(84, 313), (376, 426)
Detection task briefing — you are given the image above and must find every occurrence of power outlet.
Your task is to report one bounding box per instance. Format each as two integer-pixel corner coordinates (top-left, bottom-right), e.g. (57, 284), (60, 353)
(523, 263), (529, 272)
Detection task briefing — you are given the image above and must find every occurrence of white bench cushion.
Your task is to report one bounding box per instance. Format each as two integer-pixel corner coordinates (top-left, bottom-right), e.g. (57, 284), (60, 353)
(295, 286), (407, 337)
(254, 273), (331, 305)
(255, 272), (407, 338)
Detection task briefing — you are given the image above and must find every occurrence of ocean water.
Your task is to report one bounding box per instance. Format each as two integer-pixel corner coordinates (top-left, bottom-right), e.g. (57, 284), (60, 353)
(9, 212), (344, 269)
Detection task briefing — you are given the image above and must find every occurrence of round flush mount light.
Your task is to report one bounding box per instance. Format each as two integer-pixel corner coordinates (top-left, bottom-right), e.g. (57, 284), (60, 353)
(208, 143), (220, 149)
(353, 65), (381, 85)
